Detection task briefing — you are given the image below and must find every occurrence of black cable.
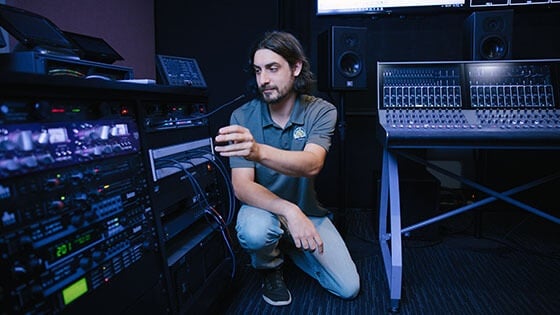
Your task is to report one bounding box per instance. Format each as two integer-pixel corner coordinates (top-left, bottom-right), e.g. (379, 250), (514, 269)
(185, 148), (236, 225)
(160, 147), (236, 226)
(204, 206), (237, 279)
(150, 94), (247, 129)
(196, 94), (246, 119)
(157, 157), (238, 277)
(156, 158), (211, 210)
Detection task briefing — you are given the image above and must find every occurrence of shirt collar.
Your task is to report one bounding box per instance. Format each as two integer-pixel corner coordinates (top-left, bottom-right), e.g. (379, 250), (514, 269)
(260, 95), (305, 128)
(261, 101), (274, 127)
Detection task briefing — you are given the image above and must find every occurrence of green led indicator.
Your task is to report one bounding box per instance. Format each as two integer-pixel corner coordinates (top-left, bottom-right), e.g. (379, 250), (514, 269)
(72, 108), (81, 113)
(62, 278), (88, 305)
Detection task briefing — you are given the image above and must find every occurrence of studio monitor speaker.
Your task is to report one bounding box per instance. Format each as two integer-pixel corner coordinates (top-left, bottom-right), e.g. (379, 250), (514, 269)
(464, 10), (513, 60)
(318, 26), (367, 91)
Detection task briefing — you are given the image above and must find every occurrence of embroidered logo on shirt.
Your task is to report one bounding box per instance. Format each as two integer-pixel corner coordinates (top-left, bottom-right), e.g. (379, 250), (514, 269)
(293, 127), (306, 141)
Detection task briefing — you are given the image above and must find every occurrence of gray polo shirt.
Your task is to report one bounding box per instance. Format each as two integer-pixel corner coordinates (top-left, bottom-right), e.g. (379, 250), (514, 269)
(229, 95), (337, 217)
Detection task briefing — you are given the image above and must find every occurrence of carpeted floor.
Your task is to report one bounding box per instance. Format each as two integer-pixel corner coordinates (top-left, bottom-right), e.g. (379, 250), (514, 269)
(218, 209), (559, 315)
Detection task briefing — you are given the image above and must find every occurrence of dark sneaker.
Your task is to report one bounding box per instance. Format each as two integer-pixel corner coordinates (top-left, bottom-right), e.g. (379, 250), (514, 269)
(261, 267), (292, 306)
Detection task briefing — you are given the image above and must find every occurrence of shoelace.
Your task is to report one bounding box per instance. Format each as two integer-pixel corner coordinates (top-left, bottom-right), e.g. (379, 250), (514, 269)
(265, 270), (285, 289)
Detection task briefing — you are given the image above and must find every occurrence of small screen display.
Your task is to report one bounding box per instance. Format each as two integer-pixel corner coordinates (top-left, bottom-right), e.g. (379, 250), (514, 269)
(62, 278), (88, 306)
(48, 127), (68, 144)
(111, 124), (129, 136)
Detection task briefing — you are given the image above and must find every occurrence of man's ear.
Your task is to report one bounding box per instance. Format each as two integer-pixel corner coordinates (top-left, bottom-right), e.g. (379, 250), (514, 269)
(293, 60), (303, 77)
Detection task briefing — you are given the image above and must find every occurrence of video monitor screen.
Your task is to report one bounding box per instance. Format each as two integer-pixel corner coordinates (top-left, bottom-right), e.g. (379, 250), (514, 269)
(0, 4), (74, 50)
(317, 0), (465, 15)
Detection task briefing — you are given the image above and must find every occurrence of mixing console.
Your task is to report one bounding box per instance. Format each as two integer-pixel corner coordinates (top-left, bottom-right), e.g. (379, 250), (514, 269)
(377, 60), (560, 147)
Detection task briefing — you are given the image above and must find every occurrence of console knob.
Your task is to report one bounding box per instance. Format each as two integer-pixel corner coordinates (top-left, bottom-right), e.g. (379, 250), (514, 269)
(0, 140), (16, 151)
(46, 177), (61, 188)
(30, 284), (44, 300)
(112, 144), (122, 152)
(102, 145), (112, 154)
(87, 129), (100, 141)
(49, 200), (65, 210)
(20, 156), (38, 168)
(84, 211), (96, 222)
(70, 214), (83, 227)
(32, 101), (51, 120)
(1, 211), (16, 227)
(27, 255), (44, 273)
(19, 235), (32, 247)
(93, 146), (103, 155)
(143, 240), (155, 251)
(70, 172), (84, 184)
(79, 257), (92, 269)
(0, 159), (19, 172)
(37, 153), (55, 165)
(92, 251), (105, 262)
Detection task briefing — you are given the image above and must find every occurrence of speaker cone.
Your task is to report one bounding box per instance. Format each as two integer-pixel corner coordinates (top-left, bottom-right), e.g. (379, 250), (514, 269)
(338, 51), (362, 78)
(480, 35), (507, 60)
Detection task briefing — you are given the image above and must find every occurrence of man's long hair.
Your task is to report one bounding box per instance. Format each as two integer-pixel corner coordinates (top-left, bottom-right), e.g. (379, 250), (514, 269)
(247, 30), (315, 95)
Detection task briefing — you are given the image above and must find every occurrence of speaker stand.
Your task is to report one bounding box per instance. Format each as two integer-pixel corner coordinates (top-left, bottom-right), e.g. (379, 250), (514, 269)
(337, 92), (349, 236)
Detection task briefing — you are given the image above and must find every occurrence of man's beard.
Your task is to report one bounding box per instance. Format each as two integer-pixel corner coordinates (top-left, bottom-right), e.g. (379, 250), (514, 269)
(259, 85), (289, 104)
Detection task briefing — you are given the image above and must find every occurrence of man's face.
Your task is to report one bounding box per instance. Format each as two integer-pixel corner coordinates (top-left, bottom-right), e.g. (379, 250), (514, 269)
(253, 48), (302, 104)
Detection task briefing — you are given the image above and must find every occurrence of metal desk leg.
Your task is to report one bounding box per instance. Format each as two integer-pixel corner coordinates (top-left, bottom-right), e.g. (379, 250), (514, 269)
(379, 148), (403, 313)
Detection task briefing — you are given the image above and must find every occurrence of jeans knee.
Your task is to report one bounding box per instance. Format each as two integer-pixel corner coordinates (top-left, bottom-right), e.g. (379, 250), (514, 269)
(340, 282), (360, 300)
(237, 225), (281, 251)
(237, 230), (266, 250)
(337, 280), (361, 300)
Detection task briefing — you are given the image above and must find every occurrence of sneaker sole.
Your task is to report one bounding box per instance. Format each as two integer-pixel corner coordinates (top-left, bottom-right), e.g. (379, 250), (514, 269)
(262, 291), (292, 306)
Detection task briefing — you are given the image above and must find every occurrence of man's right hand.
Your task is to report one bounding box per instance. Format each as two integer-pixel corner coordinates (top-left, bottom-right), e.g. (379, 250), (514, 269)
(214, 125), (260, 160)
(282, 209), (324, 254)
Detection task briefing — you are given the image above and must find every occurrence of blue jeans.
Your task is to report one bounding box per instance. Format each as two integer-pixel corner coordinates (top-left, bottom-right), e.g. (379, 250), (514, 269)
(235, 205), (360, 299)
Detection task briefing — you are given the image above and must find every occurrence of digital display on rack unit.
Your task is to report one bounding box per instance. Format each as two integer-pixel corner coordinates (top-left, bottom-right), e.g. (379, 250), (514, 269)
(62, 277), (88, 306)
(111, 124), (129, 136)
(47, 127), (69, 144)
(47, 229), (102, 263)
